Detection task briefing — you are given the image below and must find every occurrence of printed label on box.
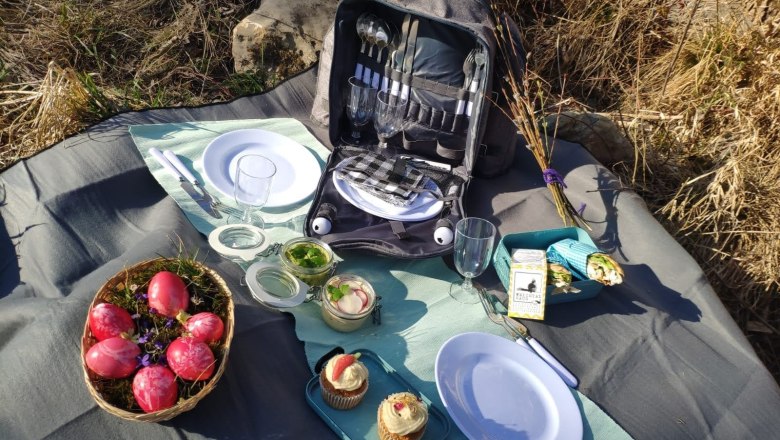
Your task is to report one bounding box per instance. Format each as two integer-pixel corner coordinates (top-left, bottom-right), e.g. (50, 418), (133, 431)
(507, 249), (547, 320)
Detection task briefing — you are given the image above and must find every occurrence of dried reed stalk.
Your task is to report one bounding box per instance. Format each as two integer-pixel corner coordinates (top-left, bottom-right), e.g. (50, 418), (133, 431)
(493, 13), (590, 229)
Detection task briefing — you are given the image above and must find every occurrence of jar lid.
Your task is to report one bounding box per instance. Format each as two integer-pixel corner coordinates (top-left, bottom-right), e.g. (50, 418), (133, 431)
(245, 262), (309, 308)
(208, 224), (270, 263)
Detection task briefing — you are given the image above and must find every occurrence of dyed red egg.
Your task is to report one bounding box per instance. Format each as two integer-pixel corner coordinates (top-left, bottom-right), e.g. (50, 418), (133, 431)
(166, 337), (215, 381)
(132, 365), (178, 413)
(148, 271), (189, 317)
(89, 303), (135, 341)
(85, 337), (140, 379)
(185, 312), (224, 344)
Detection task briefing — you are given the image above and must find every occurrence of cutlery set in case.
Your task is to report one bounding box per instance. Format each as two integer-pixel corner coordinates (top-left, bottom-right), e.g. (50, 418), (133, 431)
(307, 0), (525, 259)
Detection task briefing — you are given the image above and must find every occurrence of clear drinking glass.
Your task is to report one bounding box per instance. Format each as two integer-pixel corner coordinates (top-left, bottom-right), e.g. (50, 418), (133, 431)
(345, 76), (377, 143)
(373, 90), (408, 154)
(233, 154), (276, 229)
(450, 217), (497, 304)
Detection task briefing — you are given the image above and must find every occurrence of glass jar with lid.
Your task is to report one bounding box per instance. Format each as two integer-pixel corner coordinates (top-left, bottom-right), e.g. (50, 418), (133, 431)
(279, 237), (336, 287)
(321, 274), (376, 332)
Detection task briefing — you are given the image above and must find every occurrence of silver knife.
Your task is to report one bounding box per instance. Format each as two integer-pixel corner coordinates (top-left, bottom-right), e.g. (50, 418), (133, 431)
(162, 150), (223, 217)
(480, 289), (579, 388)
(400, 17), (419, 102)
(148, 148), (222, 219)
(390, 14), (411, 97)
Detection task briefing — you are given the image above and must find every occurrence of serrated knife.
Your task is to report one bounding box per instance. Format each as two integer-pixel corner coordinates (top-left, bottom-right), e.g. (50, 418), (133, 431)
(148, 148), (221, 219)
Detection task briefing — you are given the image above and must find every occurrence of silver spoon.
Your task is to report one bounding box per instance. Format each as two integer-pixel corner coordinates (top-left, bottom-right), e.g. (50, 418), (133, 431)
(372, 19), (392, 89)
(354, 14), (369, 78)
(361, 16), (378, 85)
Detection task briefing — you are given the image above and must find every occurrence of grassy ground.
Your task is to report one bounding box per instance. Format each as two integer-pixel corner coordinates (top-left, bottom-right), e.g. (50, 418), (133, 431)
(2, 0), (779, 381)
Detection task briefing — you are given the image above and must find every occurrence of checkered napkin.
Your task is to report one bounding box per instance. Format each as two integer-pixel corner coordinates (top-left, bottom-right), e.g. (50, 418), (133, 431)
(335, 152), (429, 207)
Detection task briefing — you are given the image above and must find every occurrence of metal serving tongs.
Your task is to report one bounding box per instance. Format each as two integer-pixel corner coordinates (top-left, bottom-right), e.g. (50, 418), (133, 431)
(478, 289), (579, 388)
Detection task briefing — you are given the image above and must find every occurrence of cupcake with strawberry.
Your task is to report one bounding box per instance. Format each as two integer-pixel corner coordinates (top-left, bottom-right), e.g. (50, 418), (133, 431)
(376, 392), (429, 440)
(319, 352), (369, 410)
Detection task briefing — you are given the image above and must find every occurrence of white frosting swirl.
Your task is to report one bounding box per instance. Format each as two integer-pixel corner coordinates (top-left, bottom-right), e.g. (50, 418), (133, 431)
(324, 354), (368, 391)
(379, 392), (428, 435)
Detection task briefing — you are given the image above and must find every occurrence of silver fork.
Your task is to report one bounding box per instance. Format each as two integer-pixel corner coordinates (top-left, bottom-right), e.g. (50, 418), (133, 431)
(456, 49), (476, 115)
(208, 196), (243, 218)
(478, 289), (579, 388)
(478, 289), (525, 339)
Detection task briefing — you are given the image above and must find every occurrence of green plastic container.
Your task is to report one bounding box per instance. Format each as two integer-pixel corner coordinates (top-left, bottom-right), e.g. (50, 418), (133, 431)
(492, 227), (603, 305)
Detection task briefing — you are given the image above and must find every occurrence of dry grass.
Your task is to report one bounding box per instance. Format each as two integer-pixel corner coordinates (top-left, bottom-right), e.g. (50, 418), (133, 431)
(498, 0), (780, 379)
(1, 0), (779, 380)
(0, 0), (279, 167)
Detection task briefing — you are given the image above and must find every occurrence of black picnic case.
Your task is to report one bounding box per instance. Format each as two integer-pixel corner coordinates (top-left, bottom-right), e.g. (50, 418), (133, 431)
(306, 0), (526, 259)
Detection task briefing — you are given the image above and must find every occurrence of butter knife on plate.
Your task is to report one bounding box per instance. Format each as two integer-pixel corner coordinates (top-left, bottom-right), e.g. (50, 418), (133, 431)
(148, 148), (222, 219)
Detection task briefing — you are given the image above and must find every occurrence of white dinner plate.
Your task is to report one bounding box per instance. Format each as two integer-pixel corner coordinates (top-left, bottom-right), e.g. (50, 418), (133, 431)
(332, 157), (444, 221)
(202, 129), (321, 208)
(435, 332), (583, 440)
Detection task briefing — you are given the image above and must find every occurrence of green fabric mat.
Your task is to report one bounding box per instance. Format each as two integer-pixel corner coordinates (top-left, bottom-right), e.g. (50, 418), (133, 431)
(130, 118), (632, 440)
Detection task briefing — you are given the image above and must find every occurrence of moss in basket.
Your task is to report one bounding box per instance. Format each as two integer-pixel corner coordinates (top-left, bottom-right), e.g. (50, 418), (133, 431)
(91, 256), (229, 412)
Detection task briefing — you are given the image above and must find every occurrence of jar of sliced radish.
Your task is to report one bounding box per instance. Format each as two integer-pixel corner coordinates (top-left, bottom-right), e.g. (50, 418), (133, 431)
(321, 274), (376, 332)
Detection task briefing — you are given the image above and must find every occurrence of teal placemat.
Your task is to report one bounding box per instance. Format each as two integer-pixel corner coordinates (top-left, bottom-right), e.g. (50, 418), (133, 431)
(130, 118), (632, 440)
(130, 118), (330, 242)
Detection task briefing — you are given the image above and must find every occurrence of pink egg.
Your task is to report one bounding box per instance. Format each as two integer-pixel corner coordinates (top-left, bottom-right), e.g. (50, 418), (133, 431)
(133, 365), (178, 413)
(166, 337), (215, 381)
(85, 337), (140, 379)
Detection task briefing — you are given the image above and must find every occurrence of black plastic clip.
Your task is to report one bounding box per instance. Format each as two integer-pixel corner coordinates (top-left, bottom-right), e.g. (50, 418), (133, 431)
(372, 295), (383, 325)
(389, 221), (409, 240)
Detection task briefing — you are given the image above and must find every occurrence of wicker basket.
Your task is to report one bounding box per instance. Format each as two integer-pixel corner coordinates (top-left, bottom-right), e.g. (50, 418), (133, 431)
(80, 258), (235, 422)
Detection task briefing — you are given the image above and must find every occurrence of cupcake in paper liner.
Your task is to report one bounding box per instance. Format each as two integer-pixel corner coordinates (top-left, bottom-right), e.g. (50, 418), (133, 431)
(547, 239), (624, 286)
(377, 392), (428, 440)
(319, 353), (369, 410)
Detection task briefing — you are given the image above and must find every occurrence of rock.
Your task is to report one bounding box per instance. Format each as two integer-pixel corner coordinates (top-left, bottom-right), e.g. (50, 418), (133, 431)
(544, 112), (634, 165)
(232, 0), (337, 77)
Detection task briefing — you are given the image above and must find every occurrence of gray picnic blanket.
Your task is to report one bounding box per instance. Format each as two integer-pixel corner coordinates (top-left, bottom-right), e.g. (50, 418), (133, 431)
(1, 66), (779, 439)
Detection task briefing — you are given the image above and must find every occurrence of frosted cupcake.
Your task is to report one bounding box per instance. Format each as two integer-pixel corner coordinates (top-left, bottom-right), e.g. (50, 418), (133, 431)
(319, 353), (369, 409)
(377, 392), (429, 440)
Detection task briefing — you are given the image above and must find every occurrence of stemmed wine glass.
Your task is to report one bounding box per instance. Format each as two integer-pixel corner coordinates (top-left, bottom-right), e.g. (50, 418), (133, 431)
(373, 90), (408, 154)
(233, 154), (276, 229)
(345, 76), (377, 143)
(450, 217), (496, 304)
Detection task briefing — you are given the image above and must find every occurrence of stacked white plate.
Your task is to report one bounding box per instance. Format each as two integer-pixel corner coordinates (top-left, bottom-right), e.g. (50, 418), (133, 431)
(332, 157), (444, 221)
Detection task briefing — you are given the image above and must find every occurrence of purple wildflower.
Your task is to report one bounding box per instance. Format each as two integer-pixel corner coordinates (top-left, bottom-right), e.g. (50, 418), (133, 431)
(165, 318), (175, 328)
(130, 313), (141, 320)
(149, 307), (158, 315)
(138, 333), (150, 344)
(136, 353), (152, 368)
(134, 292), (148, 301)
(154, 341), (165, 350)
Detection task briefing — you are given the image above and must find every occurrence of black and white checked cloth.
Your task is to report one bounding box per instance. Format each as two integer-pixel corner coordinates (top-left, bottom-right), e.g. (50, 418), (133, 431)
(335, 152), (431, 206)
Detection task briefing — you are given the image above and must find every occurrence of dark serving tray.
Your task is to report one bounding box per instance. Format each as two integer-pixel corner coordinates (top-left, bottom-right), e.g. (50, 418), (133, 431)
(305, 349), (451, 440)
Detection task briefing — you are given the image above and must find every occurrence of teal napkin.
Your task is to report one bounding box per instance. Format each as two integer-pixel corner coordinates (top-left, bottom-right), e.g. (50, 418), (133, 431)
(130, 118), (632, 440)
(548, 238), (599, 280)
